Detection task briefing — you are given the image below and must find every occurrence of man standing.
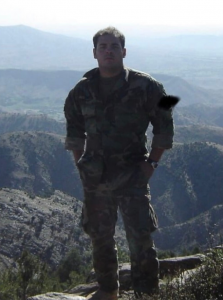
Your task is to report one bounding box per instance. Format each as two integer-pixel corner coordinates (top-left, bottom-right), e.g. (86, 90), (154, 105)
(64, 27), (174, 299)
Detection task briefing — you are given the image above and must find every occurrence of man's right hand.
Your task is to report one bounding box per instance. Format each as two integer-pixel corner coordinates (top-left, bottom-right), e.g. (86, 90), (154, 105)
(139, 160), (154, 181)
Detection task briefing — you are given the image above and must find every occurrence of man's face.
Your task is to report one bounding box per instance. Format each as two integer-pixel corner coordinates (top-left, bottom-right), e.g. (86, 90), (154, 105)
(93, 34), (126, 72)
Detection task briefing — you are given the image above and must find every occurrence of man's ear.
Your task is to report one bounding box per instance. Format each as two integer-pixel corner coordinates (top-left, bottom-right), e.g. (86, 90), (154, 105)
(93, 48), (97, 59)
(123, 48), (126, 58)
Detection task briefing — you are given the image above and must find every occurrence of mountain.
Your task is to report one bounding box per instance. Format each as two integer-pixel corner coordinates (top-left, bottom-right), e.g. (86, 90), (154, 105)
(0, 25), (223, 89)
(174, 125), (223, 144)
(155, 204), (223, 251)
(0, 130), (223, 254)
(0, 25), (93, 70)
(0, 188), (89, 270)
(150, 142), (223, 251)
(2, 111), (223, 148)
(0, 69), (84, 119)
(1, 130), (223, 225)
(0, 24), (223, 266)
(151, 142), (223, 227)
(0, 142), (222, 271)
(0, 111), (65, 135)
(148, 124), (223, 145)
(0, 69), (222, 121)
(173, 104), (223, 126)
(153, 74), (223, 107)
(0, 131), (82, 200)
(0, 127), (223, 271)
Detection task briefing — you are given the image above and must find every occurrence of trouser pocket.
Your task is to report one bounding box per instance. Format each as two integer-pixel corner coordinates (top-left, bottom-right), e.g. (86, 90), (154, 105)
(77, 153), (104, 189)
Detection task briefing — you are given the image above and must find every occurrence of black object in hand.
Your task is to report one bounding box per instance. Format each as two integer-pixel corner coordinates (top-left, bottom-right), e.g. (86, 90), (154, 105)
(158, 95), (180, 110)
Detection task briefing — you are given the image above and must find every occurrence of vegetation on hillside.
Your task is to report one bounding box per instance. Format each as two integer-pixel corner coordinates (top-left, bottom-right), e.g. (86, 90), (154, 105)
(0, 112), (65, 135)
(146, 248), (223, 300)
(0, 249), (92, 300)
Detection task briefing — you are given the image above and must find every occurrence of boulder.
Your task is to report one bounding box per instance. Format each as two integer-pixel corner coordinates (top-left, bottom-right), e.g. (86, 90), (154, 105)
(159, 254), (205, 278)
(65, 282), (99, 296)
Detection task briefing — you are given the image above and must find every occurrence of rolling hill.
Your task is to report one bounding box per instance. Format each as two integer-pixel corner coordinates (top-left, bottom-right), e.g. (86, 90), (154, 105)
(0, 69), (222, 121)
(2, 111), (223, 146)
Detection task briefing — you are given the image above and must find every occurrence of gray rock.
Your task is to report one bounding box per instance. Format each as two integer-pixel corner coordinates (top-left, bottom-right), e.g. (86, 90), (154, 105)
(0, 188), (88, 270)
(65, 282), (99, 296)
(159, 254), (205, 278)
(86, 263), (132, 291)
(27, 292), (86, 300)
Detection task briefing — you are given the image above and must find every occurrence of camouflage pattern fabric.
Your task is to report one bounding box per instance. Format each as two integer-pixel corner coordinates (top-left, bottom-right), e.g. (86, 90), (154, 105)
(81, 164), (159, 293)
(64, 67), (174, 293)
(64, 67), (174, 158)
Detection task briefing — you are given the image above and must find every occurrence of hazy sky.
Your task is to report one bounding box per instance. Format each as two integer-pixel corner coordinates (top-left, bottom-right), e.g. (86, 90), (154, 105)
(1, 0), (223, 37)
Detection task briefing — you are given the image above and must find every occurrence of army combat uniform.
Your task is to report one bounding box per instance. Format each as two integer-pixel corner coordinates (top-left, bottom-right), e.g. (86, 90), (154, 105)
(64, 67), (174, 294)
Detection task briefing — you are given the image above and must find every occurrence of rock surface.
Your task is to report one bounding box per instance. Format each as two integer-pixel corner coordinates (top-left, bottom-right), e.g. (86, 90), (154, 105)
(27, 251), (222, 300)
(159, 254), (205, 278)
(0, 188), (128, 271)
(28, 293), (86, 300)
(0, 188), (88, 270)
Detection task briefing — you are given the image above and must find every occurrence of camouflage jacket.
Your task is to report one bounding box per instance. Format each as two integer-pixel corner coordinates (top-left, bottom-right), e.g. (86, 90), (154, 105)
(64, 67), (174, 185)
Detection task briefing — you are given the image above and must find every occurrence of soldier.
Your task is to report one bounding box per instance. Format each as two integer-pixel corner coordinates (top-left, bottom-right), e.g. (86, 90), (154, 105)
(64, 26), (175, 300)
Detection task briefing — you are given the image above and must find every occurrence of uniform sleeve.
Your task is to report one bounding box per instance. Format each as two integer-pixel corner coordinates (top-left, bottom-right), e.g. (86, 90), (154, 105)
(64, 88), (86, 151)
(147, 80), (174, 149)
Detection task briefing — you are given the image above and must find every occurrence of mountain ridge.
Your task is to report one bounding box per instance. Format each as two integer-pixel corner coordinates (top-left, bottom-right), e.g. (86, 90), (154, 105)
(1, 25), (222, 89)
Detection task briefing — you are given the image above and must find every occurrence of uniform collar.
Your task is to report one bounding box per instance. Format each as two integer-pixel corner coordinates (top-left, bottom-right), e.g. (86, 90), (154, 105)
(83, 67), (130, 83)
(83, 67), (130, 99)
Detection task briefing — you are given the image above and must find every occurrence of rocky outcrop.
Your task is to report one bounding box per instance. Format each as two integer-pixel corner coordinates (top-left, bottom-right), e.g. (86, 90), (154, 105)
(0, 188), (87, 270)
(28, 293), (86, 300)
(27, 254), (206, 299)
(0, 188), (127, 271)
(159, 254), (206, 278)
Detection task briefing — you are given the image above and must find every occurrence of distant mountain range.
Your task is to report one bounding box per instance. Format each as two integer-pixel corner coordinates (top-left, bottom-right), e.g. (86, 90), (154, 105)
(0, 69), (222, 122)
(0, 25), (93, 70)
(0, 25), (223, 89)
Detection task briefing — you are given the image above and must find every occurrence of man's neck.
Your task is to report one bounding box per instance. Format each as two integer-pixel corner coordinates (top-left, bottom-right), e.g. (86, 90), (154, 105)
(99, 66), (124, 78)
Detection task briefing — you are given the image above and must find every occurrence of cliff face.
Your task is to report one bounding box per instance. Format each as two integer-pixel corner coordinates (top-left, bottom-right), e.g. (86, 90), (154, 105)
(0, 188), (87, 270)
(0, 188), (127, 272)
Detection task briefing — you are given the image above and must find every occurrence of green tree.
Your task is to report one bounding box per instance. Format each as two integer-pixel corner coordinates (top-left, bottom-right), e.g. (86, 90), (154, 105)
(56, 248), (92, 287)
(16, 250), (49, 300)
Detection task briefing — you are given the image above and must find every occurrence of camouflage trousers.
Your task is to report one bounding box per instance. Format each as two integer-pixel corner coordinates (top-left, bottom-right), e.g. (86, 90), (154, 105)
(81, 163), (159, 293)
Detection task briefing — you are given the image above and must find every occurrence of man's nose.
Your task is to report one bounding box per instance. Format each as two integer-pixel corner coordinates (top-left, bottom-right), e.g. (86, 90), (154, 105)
(105, 47), (113, 53)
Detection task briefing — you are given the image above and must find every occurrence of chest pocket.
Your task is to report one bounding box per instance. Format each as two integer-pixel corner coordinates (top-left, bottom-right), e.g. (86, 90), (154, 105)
(81, 100), (97, 134)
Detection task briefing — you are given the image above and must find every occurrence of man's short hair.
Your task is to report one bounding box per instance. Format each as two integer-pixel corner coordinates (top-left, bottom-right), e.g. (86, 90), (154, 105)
(93, 26), (125, 48)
